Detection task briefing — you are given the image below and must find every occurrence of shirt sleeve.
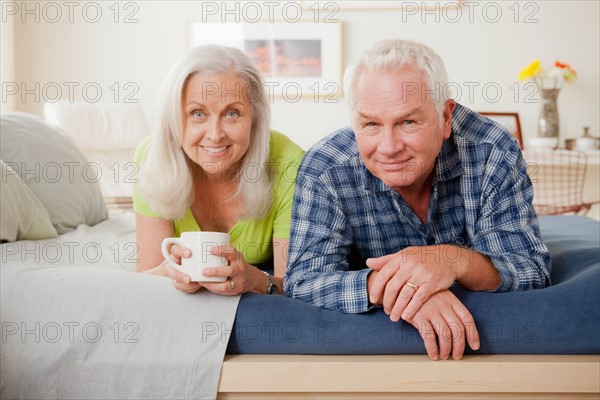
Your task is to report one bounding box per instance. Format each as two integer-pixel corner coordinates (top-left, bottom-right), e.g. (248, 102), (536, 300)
(473, 146), (552, 291)
(271, 150), (305, 239)
(284, 174), (372, 313)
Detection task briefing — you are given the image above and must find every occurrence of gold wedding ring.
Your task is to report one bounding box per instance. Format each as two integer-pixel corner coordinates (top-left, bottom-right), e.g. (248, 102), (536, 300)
(405, 281), (418, 290)
(229, 279), (235, 290)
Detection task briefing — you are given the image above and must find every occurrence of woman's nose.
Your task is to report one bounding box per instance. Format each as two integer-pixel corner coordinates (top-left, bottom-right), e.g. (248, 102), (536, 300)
(206, 118), (225, 142)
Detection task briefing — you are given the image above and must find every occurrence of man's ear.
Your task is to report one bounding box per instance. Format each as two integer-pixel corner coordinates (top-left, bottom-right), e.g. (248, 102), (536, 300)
(443, 99), (456, 139)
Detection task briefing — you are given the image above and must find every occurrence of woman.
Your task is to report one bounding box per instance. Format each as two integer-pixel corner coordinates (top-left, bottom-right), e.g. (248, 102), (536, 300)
(134, 45), (304, 295)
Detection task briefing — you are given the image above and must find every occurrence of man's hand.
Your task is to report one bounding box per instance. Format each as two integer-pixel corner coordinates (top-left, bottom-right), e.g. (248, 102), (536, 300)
(367, 245), (467, 322)
(407, 289), (480, 360)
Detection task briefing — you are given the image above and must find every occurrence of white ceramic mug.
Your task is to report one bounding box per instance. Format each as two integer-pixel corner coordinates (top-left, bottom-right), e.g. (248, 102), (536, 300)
(161, 232), (230, 282)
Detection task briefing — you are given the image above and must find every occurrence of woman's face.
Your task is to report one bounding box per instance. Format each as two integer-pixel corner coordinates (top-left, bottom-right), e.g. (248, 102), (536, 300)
(181, 72), (253, 180)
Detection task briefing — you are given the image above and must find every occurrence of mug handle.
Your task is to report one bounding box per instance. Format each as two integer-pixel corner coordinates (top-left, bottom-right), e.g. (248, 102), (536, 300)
(161, 237), (184, 270)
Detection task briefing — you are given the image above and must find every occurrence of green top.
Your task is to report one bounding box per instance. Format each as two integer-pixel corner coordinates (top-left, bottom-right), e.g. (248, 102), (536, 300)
(133, 131), (305, 266)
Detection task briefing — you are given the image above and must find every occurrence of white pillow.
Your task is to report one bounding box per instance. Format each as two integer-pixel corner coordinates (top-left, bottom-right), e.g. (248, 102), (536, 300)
(43, 102), (149, 198)
(43, 101), (149, 151)
(0, 112), (107, 234)
(1, 160), (58, 242)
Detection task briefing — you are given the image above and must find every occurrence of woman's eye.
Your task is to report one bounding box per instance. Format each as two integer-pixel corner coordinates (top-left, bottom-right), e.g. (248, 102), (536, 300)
(226, 110), (240, 118)
(192, 111), (205, 118)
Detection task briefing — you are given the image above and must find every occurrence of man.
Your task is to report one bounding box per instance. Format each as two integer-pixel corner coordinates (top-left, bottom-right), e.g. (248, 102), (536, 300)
(284, 40), (551, 361)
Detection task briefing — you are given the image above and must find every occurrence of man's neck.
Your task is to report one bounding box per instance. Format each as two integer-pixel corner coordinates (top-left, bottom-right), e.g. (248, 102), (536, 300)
(394, 170), (435, 225)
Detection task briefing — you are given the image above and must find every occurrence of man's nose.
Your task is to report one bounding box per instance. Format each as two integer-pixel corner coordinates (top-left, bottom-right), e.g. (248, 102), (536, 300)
(378, 126), (404, 155)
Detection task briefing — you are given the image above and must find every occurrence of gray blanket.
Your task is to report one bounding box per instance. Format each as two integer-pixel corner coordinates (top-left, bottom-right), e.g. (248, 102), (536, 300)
(1, 214), (240, 399)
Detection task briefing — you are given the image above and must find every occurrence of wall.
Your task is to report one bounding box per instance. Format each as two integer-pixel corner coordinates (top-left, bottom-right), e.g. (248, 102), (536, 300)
(3, 0), (599, 151)
(1, 3), (15, 113)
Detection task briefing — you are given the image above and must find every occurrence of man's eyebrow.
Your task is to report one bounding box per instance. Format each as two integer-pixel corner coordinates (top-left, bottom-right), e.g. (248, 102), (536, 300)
(356, 111), (376, 120)
(357, 107), (423, 120)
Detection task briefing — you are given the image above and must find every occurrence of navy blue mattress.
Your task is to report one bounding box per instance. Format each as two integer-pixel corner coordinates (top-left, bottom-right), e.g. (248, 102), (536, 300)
(227, 216), (600, 355)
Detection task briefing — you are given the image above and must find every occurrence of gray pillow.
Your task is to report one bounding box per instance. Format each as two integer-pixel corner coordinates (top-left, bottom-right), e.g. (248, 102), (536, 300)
(1, 160), (58, 242)
(0, 112), (107, 234)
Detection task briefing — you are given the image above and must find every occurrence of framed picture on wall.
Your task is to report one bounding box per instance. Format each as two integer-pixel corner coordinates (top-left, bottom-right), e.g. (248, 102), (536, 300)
(187, 21), (343, 100)
(300, 1), (461, 11)
(479, 112), (524, 149)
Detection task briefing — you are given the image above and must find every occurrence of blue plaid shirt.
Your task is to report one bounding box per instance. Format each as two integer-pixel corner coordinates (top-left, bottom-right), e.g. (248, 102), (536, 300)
(284, 103), (551, 314)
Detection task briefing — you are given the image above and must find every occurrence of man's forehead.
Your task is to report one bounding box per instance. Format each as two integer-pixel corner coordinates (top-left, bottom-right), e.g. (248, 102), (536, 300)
(359, 63), (425, 81)
(354, 82), (432, 112)
(355, 68), (428, 98)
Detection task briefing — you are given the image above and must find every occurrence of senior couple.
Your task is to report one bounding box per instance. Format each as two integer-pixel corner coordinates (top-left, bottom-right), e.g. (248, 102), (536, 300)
(134, 40), (551, 361)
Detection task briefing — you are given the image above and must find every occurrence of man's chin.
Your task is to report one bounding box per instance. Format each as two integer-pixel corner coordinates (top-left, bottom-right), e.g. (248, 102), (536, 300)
(379, 172), (417, 188)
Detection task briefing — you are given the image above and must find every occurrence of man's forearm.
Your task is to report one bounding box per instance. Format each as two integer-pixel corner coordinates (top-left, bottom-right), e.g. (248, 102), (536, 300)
(441, 245), (501, 291)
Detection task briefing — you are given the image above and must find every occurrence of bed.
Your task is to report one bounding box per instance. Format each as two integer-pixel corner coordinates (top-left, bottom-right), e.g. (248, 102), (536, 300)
(1, 112), (599, 399)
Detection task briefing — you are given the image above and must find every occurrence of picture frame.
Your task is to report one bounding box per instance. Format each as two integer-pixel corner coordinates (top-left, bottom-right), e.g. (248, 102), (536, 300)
(479, 112), (524, 149)
(300, 1), (461, 11)
(187, 21), (343, 100)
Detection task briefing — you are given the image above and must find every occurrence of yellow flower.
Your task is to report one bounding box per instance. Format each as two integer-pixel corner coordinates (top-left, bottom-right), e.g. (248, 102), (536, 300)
(519, 59), (576, 89)
(518, 59), (542, 81)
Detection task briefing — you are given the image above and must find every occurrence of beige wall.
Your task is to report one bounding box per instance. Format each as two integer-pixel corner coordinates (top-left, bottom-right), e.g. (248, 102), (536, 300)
(2, 0), (599, 151)
(1, 4), (16, 113)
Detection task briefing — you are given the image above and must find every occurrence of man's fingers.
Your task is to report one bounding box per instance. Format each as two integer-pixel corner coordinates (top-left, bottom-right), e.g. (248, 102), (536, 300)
(449, 322), (466, 360)
(366, 253), (395, 270)
(415, 319), (439, 361)
(401, 283), (434, 321)
(440, 309), (466, 360)
(388, 283), (414, 322)
(466, 322), (480, 351)
(436, 317), (452, 361)
(452, 301), (480, 350)
(369, 263), (399, 304)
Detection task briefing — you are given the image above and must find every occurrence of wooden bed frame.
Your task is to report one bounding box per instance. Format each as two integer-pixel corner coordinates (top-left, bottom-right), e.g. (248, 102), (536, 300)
(218, 354), (600, 399)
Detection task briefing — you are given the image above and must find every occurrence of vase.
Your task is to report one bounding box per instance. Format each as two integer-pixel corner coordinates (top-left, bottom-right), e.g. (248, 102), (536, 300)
(537, 88), (560, 139)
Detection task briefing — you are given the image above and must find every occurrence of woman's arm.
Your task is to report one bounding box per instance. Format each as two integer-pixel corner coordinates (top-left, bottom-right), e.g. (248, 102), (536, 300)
(135, 212), (174, 272)
(271, 237), (288, 294)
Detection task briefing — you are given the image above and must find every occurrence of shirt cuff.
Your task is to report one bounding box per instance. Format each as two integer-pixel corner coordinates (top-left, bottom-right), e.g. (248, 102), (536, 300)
(339, 268), (374, 314)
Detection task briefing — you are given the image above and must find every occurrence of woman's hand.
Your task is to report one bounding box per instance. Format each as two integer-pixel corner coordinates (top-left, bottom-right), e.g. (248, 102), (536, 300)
(161, 244), (203, 294)
(161, 243), (263, 295)
(200, 244), (261, 295)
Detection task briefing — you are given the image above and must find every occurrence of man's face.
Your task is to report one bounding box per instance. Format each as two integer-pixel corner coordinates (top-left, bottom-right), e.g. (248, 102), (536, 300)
(353, 65), (455, 195)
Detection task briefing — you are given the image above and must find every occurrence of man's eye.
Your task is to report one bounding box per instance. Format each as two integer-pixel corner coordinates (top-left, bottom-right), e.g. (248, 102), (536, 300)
(404, 120), (416, 125)
(363, 122), (377, 128)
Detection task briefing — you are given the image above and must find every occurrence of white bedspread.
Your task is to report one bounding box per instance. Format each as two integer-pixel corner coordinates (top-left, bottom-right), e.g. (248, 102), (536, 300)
(1, 213), (240, 399)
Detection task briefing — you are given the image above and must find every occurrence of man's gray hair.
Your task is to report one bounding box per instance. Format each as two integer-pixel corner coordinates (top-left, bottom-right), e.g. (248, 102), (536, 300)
(138, 45), (272, 221)
(343, 39), (450, 123)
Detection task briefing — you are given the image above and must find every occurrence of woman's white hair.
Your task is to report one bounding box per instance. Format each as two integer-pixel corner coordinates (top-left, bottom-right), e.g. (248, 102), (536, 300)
(343, 39), (450, 125)
(138, 45), (272, 221)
